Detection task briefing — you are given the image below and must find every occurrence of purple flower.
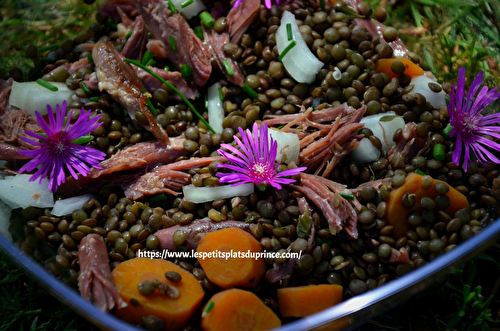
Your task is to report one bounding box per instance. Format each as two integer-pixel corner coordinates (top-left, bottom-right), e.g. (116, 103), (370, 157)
(18, 101), (106, 192)
(448, 67), (500, 172)
(216, 122), (306, 189)
(233, 0), (286, 9)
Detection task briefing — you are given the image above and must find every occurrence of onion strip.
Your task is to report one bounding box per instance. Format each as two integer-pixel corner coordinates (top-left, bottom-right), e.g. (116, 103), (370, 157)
(207, 83), (224, 134)
(183, 183), (254, 203)
(276, 11), (323, 83)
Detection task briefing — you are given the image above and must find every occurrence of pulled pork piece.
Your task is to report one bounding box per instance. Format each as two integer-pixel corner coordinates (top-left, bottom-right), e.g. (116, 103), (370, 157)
(92, 41), (170, 146)
(204, 28), (244, 86)
(156, 219), (251, 251)
(98, 0), (137, 22)
(266, 103), (365, 177)
(59, 138), (188, 196)
(121, 15), (148, 60)
(227, 0), (260, 44)
(123, 156), (225, 200)
(83, 63), (199, 100)
(291, 173), (359, 239)
(136, 0), (211, 86)
(78, 234), (127, 312)
(0, 79), (41, 160)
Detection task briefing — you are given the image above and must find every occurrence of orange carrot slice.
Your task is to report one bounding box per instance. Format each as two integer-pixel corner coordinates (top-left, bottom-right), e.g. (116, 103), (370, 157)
(201, 288), (281, 331)
(196, 227), (265, 289)
(277, 284), (343, 318)
(386, 173), (469, 237)
(112, 258), (204, 331)
(375, 58), (424, 79)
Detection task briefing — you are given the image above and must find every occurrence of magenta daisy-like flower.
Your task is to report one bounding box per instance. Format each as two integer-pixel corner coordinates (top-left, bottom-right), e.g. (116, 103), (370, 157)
(234, 0), (288, 9)
(18, 101), (106, 192)
(216, 122), (306, 189)
(448, 67), (500, 172)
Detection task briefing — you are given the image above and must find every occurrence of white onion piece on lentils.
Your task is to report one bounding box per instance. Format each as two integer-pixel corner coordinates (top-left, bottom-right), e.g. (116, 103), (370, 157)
(276, 11), (323, 83)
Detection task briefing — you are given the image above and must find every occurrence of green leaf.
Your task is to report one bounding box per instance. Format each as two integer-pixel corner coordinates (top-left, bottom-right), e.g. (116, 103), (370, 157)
(297, 213), (312, 238)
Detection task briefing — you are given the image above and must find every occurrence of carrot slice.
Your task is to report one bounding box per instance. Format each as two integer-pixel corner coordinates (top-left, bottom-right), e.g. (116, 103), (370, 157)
(277, 284), (343, 318)
(196, 227), (265, 289)
(112, 258), (204, 330)
(201, 288), (281, 331)
(386, 173), (469, 237)
(375, 58), (424, 79)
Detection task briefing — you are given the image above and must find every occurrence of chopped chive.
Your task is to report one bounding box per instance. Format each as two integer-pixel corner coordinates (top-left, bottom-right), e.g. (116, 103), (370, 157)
(222, 59), (234, 76)
(146, 59), (156, 67)
(242, 83), (258, 99)
(40, 57), (56, 63)
(148, 32), (153, 38)
(202, 301), (215, 317)
(145, 97), (158, 116)
(125, 29), (134, 39)
(142, 50), (154, 65)
(319, 0), (326, 12)
(315, 237), (333, 246)
(36, 79), (58, 92)
(89, 96), (99, 102)
(200, 11), (215, 28)
(278, 40), (297, 61)
(38, 44), (59, 53)
(194, 26), (204, 40)
(339, 193), (354, 200)
(87, 54), (93, 64)
(441, 123), (453, 139)
(181, 64), (192, 79)
(167, 0), (177, 13)
(80, 82), (92, 95)
(286, 23), (293, 41)
(142, 89), (158, 116)
(433, 143), (445, 161)
(71, 135), (94, 145)
(181, 0), (193, 8)
(149, 193), (167, 203)
(169, 36), (177, 51)
(219, 88), (226, 103)
(416, 169), (426, 176)
(125, 58), (215, 133)
(277, 124), (285, 129)
(164, 65), (170, 71)
(106, 20), (118, 29)
(205, 93), (208, 110)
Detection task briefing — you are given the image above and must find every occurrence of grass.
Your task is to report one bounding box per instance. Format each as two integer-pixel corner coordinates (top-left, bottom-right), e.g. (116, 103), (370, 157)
(0, 253), (96, 330)
(0, 0), (499, 330)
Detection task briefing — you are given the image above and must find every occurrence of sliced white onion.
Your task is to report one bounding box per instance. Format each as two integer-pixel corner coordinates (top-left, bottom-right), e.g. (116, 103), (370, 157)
(183, 183), (254, 203)
(170, 0), (205, 19)
(0, 200), (12, 242)
(207, 83), (224, 134)
(9, 81), (75, 116)
(0, 174), (54, 209)
(350, 137), (381, 163)
(268, 128), (300, 164)
(276, 11), (323, 83)
(360, 112), (405, 151)
(51, 194), (94, 217)
(410, 75), (447, 109)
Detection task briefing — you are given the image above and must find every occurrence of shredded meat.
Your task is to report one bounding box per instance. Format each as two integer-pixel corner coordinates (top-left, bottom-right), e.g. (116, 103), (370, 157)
(227, 0), (260, 44)
(136, 0), (212, 86)
(78, 234), (127, 312)
(156, 218), (251, 251)
(291, 173), (359, 239)
(122, 156), (225, 200)
(121, 15), (148, 60)
(98, 0), (137, 22)
(92, 41), (170, 146)
(265, 103), (365, 177)
(203, 28), (244, 86)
